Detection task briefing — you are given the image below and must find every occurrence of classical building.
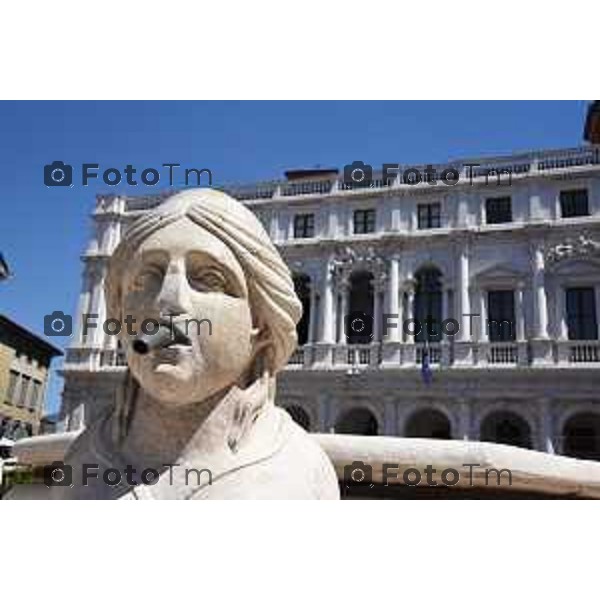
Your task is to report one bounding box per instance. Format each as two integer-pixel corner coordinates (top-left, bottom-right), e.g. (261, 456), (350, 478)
(0, 315), (62, 440)
(60, 143), (600, 463)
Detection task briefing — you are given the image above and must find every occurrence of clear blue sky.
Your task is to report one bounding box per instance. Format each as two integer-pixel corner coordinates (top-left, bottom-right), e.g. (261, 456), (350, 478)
(0, 100), (591, 415)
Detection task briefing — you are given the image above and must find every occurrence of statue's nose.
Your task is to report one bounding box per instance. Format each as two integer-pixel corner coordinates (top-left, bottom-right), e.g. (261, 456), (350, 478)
(156, 269), (191, 316)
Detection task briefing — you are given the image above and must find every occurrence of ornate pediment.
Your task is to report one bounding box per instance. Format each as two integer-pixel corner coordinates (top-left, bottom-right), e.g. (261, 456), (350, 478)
(330, 246), (388, 290)
(545, 235), (600, 265)
(474, 264), (526, 287)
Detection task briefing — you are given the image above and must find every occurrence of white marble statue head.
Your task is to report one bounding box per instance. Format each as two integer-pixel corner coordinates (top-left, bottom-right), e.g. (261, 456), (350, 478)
(104, 189), (301, 420)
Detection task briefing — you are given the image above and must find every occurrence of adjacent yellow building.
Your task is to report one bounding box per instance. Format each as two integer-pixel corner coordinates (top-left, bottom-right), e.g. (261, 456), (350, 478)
(0, 314), (62, 440)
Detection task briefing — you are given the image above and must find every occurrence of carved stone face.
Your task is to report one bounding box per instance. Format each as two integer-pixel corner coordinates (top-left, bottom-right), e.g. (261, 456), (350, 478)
(120, 219), (256, 406)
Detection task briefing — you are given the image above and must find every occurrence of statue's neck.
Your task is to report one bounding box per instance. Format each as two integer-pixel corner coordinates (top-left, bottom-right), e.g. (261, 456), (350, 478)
(113, 382), (259, 470)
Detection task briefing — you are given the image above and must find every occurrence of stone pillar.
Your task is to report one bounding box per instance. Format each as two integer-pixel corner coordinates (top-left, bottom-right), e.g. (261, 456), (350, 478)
(384, 257), (400, 343)
(479, 289), (489, 342)
(318, 259), (335, 344)
(454, 240), (474, 365)
(270, 212), (280, 241)
(515, 285), (526, 342)
(84, 258), (108, 350)
(538, 398), (555, 454)
(440, 287), (452, 366)
(441, 286), (449, 330)
(308, 282), (318, 343)
(456, 399), (472, 441)
(530, 243), (553, 365)
(595, 285), (600, 341)
(73, 265), (93, 345)
(532, 245), (549, 339)
(405, 284), (415, 344)
(315, 257), (335, 366)
(373, 287), (382, 342)
(383, 400), (397, 435)
(457, 244), (471, 342)
(556, 284), (568, 341)
(338, 282), (349, 344)
(317, 396), (331, 433)
(402, 281), (416, 365)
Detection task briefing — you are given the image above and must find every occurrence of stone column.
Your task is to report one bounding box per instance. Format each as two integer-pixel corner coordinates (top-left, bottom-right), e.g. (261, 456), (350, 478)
(315, 257), (335, 366)
(456, 399), (472, 440)
(405, 283), (415, 344)
(595, 286), (600, 341)
(402, 280), (416, 365)
(515, 284), (526, 342)
(479, 289), (489, 342)
(441, 286), (449, 330)
(457, 243), (471, 342)
(373, 286), (382, 342)
(83, 258), (108, 351)
(317, 396), (331, 433)
(531, 243), (553, 364)
(454, 240), (474, 365)
(383, 400), (397, 435)
(538, 398), (555, 454)
(338, 281), (349, 344)
(73, 265), (93, 346)
(384, 257), (400, 343)
(556, 284), (568, 341)
(532, 245), (549, 339)
(318, 259), (335, 344)
(308, 282), (318, 343)
(440, 286), (453, 366)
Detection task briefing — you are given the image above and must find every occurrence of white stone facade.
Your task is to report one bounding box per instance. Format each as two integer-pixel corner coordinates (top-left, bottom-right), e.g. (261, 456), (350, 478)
(60, 146), (600, 461)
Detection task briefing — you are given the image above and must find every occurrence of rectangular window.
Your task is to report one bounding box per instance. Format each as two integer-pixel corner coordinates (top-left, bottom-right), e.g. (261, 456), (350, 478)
(487, 290), (516, 342)
(17, 375), (31, 407)
(417, 203), (441, 229)
(29, 380), (43, 411)
(293, 213), (315, 238)
(560, 189), (589, 218)
(6, 370), (19, 404)
(486, 196), (512, 224)
(566, 287), (598, 340)
(353, 209), (376, 234)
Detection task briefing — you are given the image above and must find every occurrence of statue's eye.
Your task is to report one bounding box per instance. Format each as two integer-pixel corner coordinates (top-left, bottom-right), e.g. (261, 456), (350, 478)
(132, 265), (163, 292)
(188, 269), (228, 293)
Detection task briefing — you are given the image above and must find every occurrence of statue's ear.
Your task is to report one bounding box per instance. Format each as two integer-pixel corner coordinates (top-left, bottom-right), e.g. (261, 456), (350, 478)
(247, 326), (274, 381)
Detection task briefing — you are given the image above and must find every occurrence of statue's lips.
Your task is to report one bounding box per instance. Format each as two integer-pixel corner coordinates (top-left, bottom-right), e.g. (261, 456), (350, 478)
(132, 323), (192, 355)
(151, 344), (194, 366)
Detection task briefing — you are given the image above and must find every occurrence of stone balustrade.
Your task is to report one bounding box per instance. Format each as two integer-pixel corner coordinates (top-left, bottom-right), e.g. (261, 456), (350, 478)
(220, 146), (600, 203)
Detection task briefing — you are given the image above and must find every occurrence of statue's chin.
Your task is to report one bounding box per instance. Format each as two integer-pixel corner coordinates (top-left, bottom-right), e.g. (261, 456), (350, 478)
(135, 367), (203, 406)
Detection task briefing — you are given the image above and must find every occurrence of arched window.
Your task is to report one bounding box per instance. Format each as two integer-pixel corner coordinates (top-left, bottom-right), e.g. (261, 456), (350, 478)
(335, 407), (378, 435)
(480, 411), (532, 449)
(347, 271), (374, 344)
(284, 405), (311, 431)
(562, 413), (600, 461)
(293, 274), (312, 346)
(414, 266), (443, 342)
(405, 408), (452, 439)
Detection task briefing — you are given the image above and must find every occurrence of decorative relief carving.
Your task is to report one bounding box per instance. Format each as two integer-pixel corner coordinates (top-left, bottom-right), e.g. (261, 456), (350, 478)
(545, 235), (600, 264)
(330, 246), (389, 291)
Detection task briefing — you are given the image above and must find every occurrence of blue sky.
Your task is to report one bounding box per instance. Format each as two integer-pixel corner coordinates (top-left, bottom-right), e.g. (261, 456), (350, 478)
(0, 100), (591, 414)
